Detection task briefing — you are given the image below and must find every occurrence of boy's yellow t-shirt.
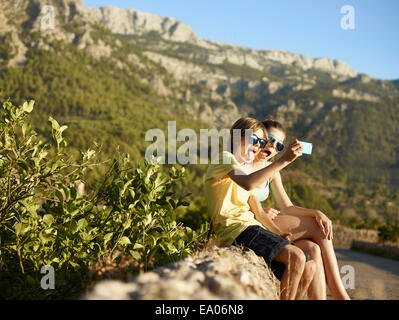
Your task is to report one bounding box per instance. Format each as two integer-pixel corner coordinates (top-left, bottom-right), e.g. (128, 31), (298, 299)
(204, 151), (264, 246)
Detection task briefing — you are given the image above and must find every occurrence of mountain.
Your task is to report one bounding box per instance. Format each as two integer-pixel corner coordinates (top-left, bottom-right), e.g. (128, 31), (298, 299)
(0, 0), (398, 226)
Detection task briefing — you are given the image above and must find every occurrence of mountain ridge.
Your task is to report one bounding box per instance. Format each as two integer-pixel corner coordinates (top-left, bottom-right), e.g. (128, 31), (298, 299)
(1, 0), (359, 79)
(83, 2), (358, 79)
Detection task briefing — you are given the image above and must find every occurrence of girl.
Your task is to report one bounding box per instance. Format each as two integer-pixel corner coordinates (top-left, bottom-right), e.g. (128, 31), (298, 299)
(249, 117), (350, 300)
(204, 117), (322, 299)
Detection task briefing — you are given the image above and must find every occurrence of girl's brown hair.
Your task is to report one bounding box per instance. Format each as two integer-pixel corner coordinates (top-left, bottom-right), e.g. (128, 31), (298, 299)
(260, 117), (285, 162)
(261, 117), (285, 135)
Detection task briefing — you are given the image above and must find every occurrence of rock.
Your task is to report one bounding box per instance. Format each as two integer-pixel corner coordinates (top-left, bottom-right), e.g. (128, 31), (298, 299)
(84, 5), (214, 49)
(333, 223), (379, 248)
(1, 0), (359, 80)
(332, 89), (380, 102)
(149, 75), (171, 97)
(87, 280), (138, 300)
(84, 40), (112, 60)
(83, 246), (280, 300)
(7, 31), (28, 67)
(268, 82), (283, 94)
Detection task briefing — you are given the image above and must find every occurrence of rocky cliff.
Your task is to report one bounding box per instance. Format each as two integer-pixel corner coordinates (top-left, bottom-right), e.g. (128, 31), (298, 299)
(1, 0), (358, 78)
(81, 3), (357, 78)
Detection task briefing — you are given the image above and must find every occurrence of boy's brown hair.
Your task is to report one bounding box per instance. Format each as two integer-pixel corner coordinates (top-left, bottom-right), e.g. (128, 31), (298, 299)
(229, 117), (267, 152)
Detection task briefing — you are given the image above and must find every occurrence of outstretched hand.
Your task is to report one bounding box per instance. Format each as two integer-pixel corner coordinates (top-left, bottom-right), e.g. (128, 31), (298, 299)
(280, 139), (303, 163)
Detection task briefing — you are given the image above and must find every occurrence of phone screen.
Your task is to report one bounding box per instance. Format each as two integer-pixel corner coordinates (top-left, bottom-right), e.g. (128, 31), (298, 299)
(299, 141), (312, 155)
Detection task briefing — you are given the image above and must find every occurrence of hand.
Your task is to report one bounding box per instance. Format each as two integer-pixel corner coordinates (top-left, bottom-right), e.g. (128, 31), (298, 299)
(314, 210), (333, 240)
(263, 207), (280, 220)
(281, 232), (292, 241)
(280, 139), (304, 163)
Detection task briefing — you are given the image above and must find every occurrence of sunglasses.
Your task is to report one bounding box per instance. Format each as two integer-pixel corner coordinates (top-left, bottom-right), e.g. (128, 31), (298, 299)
(268, 134), (285, 152)
(249, 134), (268, 149)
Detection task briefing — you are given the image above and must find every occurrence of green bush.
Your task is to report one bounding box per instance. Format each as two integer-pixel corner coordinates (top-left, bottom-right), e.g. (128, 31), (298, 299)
(0, 100), (208, 299)
(285, 180), (335, 218)
(378, 223), (399, 243)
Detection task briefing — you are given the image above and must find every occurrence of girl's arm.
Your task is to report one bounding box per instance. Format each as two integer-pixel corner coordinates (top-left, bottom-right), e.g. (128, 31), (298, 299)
(228, 140), (303, 191)
(270, 171), (333, 240)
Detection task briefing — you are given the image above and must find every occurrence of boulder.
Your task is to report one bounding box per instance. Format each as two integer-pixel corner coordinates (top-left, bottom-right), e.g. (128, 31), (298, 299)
(83, 246), (280, 300)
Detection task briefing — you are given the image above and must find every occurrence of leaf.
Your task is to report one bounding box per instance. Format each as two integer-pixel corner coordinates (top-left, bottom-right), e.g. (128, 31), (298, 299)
(80, 232), (92, 241)
(120, 179), (133, 197)
(85, 149), (96, 160)
(14, 223), (22, 235)
(55, 189), (64, 203)
(129, 188), (135, 200)
(59, 125), (68, 135)
(180, 201), (190, 207)
(118, 236), (131, 246)
(123, 218), (132, 229)
(52, 257), (60, 263)
(133, 243), (144, 250)
(104, 232), (113, 243)
(70, 187), (77, 200)
(111, 251), (121, 261)
(83, 203), (94, 212)
(144, 213), (152, 227)
(43, 214), (55, 226)
(167, 242), (178, 254)
(39, 231), (52, 244)
(22, 122), (30, 136)
(77, 218), (88, 230)
(69, 219), (78, 234)
(22, 100), (34, 113)
(129, 250), (141, 260)
(48, 116), (60, 131)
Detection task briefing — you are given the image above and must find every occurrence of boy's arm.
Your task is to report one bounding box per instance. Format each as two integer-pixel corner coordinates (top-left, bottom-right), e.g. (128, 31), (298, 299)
(248, 194), (286, 237)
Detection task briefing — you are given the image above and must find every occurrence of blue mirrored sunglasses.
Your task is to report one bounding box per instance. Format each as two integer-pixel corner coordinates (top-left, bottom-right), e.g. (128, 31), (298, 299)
(249, 134), (267, 149)
(268, 134), (285, 152)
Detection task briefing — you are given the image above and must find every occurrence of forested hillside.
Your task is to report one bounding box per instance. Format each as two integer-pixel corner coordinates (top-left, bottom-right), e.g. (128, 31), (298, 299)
(1, 0), (398, 232)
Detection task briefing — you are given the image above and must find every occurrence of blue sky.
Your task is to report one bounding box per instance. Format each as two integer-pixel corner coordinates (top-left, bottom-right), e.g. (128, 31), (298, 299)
(83, 0), (399, 80)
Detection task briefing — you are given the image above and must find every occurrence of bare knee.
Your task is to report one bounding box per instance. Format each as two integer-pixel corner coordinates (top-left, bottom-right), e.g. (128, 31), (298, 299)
(306, 242), (322, 262)
(285, 245), (307, 272)
(309, 218), (329, 241)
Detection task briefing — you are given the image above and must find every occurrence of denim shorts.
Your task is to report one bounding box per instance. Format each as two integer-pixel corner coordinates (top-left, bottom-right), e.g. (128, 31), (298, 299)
(232, 225), (310, 280)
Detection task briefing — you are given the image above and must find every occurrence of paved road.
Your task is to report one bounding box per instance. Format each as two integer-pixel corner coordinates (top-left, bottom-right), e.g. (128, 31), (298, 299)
(329, 248), (399, 300)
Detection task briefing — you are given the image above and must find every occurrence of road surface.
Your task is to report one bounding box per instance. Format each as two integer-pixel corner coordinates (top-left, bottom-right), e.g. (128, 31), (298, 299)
(329, 248), (399, 300)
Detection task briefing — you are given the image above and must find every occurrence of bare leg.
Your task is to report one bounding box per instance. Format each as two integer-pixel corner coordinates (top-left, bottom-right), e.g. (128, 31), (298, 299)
(273, 244), (306, 300)
(294, 239), (327, 300)
(274, 215), (350, 300)
(295, 259), (316, 300)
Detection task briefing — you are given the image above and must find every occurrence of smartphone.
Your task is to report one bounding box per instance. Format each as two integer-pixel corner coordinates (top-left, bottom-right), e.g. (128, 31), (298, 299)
(299, 141), (312, 155)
